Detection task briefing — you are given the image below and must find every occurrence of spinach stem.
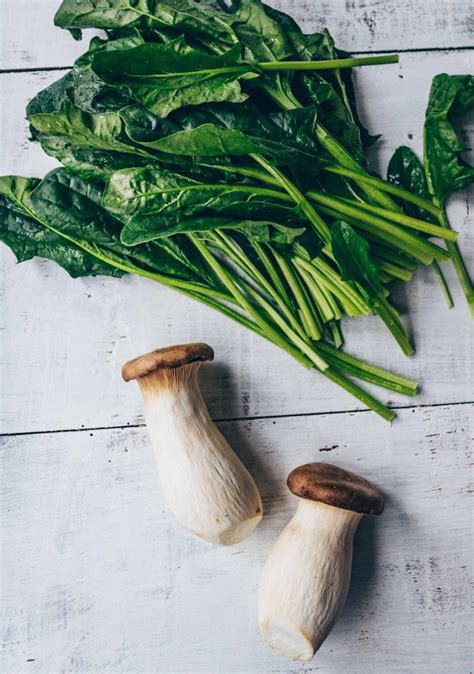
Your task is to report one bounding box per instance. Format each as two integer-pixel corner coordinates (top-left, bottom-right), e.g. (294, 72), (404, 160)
(272, 249), (322, 339)
(432, 260), (454, 308)
(259, 54), (399, 71)
(322, 165), (442, 215)
(188, 233), (326, 369)
(210, 231), (306, 338)
(317, 342), (417, 393)
(313, 123), (400, 210)
(296, 264), (336, 322)
(374, 295), (414, 356)
(252, 241), (293, 310)
(321, 369), (395, 422)
(250, 153), (332, 245)
(315, 203), (449, 264)
(307, 189), (457, 241)
(434, 202), (474, 316)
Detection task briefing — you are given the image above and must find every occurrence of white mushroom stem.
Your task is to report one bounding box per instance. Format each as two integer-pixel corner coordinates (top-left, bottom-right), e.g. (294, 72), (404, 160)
(138, 363), (262, 545)
(258, 499), (362, 660)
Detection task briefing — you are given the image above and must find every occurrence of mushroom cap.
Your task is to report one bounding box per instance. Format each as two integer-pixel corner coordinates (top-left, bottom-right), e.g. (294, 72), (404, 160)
(287, 462), (384, 516)
(122, 343), (214, 382)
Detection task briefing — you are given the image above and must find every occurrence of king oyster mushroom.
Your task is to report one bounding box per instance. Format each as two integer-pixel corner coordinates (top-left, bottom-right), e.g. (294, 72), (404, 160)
(258, 462), (384, 660)
(122, 343), (263, 545)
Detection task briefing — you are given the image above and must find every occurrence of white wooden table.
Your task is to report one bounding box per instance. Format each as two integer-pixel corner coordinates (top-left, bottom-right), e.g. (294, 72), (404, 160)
(1, 2), (473, 672)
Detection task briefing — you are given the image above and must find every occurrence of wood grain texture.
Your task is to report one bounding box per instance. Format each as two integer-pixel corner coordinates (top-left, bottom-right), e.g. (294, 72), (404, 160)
(1, 0), (473, 70)
(0, 52), (472, 434)
(1, 2), (473, 671)
(1, 404), (472, 673)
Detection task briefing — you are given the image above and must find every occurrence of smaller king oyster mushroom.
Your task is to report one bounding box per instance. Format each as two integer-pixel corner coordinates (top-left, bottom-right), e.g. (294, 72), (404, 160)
(258, 461), (384, 660)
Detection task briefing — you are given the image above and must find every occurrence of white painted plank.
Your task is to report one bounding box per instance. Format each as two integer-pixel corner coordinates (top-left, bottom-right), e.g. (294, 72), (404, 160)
(1, 0), (473, 70)
(1, 50), (473, 434)
(0, 404), (472, 673)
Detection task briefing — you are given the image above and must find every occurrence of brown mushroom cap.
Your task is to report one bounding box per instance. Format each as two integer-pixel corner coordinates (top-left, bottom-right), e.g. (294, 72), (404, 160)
(287, 462), (384, 516)
(122, 343), (214, 382)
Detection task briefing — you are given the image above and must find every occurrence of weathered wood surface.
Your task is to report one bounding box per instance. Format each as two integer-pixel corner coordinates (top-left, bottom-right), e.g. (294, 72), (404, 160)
(1, 0), (473, 671)
(0, 50), (472, 434)
(1, 404), (472, 673)
(1, 0), (473, 70)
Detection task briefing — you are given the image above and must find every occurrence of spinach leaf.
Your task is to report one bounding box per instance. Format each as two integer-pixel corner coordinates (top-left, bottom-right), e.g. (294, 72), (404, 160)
(55, 0), (238, 51)
(133, 106), (322, 179)
(103, 166), (300, 243)
(122, 213), (304, 245)
(263, 5), (373, 154)
(331, 220), (382, 302)
(226, 0), (297, 112)
(269, 106), (319, 153)
(27, 35), (142, 120)
(119, 104), (181, 142)
(91, 39), (259, 117)
(137, 123), (259, 156)
(30, 169), (207, 282)
(28, 100), (133, 154)
(170, 102), (320, 165)
(387, 146), (436, 222)
(424, 73), (474, 201)
(228, 0), (292, 62)
(297, 73), (365, 163)
(0, 176), (122, 278)
(39, 136), (151, 180)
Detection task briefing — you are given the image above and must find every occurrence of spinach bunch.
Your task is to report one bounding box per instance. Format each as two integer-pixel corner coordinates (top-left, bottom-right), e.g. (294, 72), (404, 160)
(1, 0), (472, 420)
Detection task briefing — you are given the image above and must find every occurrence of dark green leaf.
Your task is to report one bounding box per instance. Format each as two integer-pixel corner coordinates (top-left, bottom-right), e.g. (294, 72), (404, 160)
(28, 100), (132, 154)
(39, 136), (151, 180)
(226, 0), (298, 112)
(297, 73), (365, 163)
(387, 146), (436, 222)
(0, 176), (122, 278)
(139, 123), (259, 156)
(331, 220), (382, 301)
(424, 73), (474, 201)
(54, 0), (238, 51)
(103, 165), (301, 243)
(132, 104), (322, 174)
(29, 169), (206, 282)
(92, 38), (258, 117)
(264, 6), (373, 156)
(228, 0), (292, 62)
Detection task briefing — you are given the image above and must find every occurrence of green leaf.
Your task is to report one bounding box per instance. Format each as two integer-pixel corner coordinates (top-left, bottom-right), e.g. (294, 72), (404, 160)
(387, 146), (436, 222)
(91, 38), (259, 117)
(28, 100), (132, 154)
(0, 176), (122, 278)
(103, 165), (301, 243)
(226, 0), (298, 110)
(298, 73), (365, 163)
(263, 5), (374, 153)
(27, 35), (142, 122)
(139, 123), (259, 155)
(55, 0), (238, 51)
(29, 169), (206, 282)
(331, 220), (383, 301)
(133, 104), (322, 173)
(229, 0), (292, 62)
(39, 136), (151, 180)
(424, 73), (474, 201)
(269, 107), (318, 152)
(119, 104), (181, 142)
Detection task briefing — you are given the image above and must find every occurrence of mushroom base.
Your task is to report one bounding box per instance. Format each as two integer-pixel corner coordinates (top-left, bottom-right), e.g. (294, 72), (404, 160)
(204, 511), (263, 546)
(260, 617), (314, 661)
(258, 500), (362, 660)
